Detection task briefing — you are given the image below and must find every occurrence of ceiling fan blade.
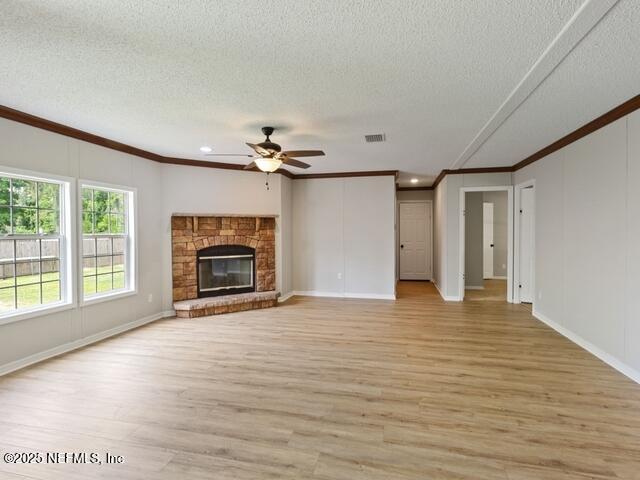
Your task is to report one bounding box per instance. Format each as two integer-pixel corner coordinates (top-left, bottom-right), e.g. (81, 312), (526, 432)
(281, 150), (325, 158)
(281, 157), (311, 169)
(205, 153), (254, 157)
(243, 161), (257, 170)
(246, 143), (271, 156)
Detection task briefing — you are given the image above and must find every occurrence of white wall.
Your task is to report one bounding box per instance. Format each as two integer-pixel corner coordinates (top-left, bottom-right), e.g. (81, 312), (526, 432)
(279, 175), (293, 297)
(433, 177), (447, 295)
(344, 177), (396, 297)
(292, 178), (343, 294)
(397, 189), (434, 202)
(433, 172), (512, 299)
(514, 112), (640, 380)
(292, 176), (396, 298)
(445, 175), (464, 298)
(0, 117), (165, 372)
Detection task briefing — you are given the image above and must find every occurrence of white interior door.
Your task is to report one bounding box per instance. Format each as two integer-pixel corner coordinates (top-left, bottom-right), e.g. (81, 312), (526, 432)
(483, 202), (494, 278)
(399, 202), (431, 280)
(519, 187), (534, 303)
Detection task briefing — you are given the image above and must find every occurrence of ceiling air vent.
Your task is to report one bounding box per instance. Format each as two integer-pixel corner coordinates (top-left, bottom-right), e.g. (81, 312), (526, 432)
(364, 133), (386, 143)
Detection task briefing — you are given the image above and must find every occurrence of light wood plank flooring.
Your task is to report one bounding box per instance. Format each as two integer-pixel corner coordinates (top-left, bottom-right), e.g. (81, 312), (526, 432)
(465, 279), (508, 302)
(0, 281), (639, 479)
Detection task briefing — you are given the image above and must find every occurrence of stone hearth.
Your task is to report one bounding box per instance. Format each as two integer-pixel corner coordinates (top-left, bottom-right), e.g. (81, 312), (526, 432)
(174, 291), (278, 318)
(171, 215), (277, 315)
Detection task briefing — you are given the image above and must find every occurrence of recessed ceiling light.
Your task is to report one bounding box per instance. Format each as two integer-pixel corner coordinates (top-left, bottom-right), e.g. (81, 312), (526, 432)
(199, 146), (212, 153)
(410, 178), (419, 184)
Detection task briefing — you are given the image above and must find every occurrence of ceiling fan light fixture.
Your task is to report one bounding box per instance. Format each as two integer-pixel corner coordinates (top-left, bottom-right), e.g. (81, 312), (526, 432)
(255, 157), (282, 173)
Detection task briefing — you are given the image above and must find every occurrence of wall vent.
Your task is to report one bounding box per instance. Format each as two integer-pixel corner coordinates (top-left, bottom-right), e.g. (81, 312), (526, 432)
(364, 133), (386, 143)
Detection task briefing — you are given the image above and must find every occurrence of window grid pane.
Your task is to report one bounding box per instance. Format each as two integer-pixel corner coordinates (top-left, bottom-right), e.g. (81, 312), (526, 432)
(0, 237), (61, 312)
(0, 286), (15, 313)
(2, 178), (61, 235)
(0, 175), (64, 316)
(82, 188), (128, 235)
(82, 235), (127, 298)
(82, 185), (129, 300)
(42, 280), (60, 304)
(17, 283), (41, 309)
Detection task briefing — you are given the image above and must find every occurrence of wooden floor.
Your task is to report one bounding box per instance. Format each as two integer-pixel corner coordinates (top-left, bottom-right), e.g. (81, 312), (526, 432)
(1, 281), (639, 479)
(464, 279), (508, 302)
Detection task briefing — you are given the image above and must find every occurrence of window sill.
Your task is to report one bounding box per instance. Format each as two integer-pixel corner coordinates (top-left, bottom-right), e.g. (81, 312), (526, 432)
(81, 289), (137, 307)
(0, 289), (139, 326)
(0, 301), (76, 327)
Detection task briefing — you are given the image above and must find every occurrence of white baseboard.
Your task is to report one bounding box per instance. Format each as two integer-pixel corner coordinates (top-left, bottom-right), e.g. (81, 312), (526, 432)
(292, 290), (341, 298)
(433, 281), (462, 302)
(0, 310), (175, 377)
(465, 286), (484, 290)
(292, 291), (396, 300)
(485, 276), (507, 280)
(344, 292), (396, 300)
(532, 309), (640, 385)
(278, 292), (294, 303)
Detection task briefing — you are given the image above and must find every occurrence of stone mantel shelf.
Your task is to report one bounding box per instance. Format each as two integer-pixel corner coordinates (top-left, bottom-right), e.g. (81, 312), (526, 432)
(172, 213), (279, 218)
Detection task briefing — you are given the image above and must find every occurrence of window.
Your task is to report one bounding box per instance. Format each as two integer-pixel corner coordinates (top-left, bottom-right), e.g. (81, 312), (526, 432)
(0, 173), (70, 316)
(81, 184), (135, 300)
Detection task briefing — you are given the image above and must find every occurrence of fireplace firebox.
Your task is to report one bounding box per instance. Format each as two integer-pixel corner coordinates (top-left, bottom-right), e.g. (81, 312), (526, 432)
(197, 245), (255, 297)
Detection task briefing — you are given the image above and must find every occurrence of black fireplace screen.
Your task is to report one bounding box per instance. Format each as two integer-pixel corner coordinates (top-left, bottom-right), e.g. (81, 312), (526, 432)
(197, 245), (255, 297)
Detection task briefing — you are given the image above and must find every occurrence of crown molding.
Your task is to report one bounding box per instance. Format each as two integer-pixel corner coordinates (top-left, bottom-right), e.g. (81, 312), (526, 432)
(396, 186), (434, 191)
(0, 104), (395, 181)
(293, 170), (398, 180)
(0, 104), (164, 162)
(431, 166), (514, 189)
(0, 104), (298, 176)
(512, 94), (640, 170)
(430, 94), (640, 189)
(3, 94), (639, 187)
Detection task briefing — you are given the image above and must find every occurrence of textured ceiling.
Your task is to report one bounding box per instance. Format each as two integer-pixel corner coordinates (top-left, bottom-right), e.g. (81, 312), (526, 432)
(1, 0), (635, 186)
(466, 0), (640, 168)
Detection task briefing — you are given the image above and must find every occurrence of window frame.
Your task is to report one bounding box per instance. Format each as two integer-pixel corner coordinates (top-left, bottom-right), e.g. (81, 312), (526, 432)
(0, 166), (75, 326)
(79, 180), (137, 305)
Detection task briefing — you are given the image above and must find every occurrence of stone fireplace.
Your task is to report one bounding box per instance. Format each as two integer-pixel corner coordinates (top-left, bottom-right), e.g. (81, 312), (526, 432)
(171, 215), (277, 317)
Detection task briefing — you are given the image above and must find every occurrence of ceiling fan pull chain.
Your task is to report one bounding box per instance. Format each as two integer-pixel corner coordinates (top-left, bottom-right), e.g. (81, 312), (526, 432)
(265, 172), (270, 190)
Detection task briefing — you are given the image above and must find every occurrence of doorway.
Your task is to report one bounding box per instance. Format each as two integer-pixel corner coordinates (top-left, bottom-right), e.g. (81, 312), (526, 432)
(459, 186), (513, 302)
(514, 181), (535, 304)
(398, 201), (432, 280)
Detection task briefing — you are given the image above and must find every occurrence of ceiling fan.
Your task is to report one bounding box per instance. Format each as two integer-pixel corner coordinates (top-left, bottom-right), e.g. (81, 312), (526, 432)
(205, 126), (325, 173)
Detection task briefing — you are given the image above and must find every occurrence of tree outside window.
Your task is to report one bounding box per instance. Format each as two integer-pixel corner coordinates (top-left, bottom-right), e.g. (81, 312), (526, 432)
(81, 186), (130, 298)
(0, 176), (63, 313)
